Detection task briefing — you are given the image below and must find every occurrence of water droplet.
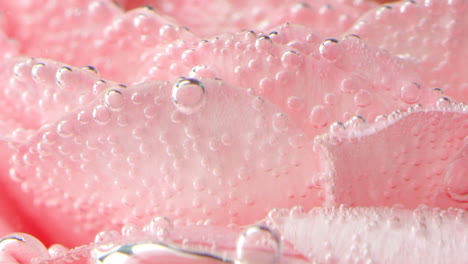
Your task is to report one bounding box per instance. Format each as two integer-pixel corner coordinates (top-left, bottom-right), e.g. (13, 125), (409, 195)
(189, 65), (216, 78)
(255, 35), (273, 53)
(104, 89), (125, 111)
(436, 97), (451, 108)
(400, 82), (421, 103)
(131, 92), (144, 105)
(0, 233), (49, 263)
(172, 77), (205, 114)
(83, 65), (98, 74)
(144, 216), (173, 241)
(309, 105), (329, 128)
(13, 61), (30, 79)
(160, 24), (178, 41)
(93, 79), (108, 95)
(31, 63), (48, 82)
(144, 106), (157, 119)
(289, 206), (305, 217)
(48, 244), (69, 258)
(133, 14), (157, 35)
(236, 225), (281, 264)
(345, 115), (366, 128)
(329, 121), (346, 134)
(55, 66), (73, 86)
(94, 230), (120, 251)
(121, 223), (141, 237)
(375, 5), (393, 20)
(319, 39), (341, 61)
(57, 120), (74, 138)
(374, 115), (388, 124)
(258, 77), (274, 96)
(281, 50), (302, 68)
(354, 89), (372, 107)
(272, 113), (290, 133)
(93, 105), (111, 125)
(340, 77), (358, 94)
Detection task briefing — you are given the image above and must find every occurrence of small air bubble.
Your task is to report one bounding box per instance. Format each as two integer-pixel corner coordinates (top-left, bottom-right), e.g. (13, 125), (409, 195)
(31, 63), (47, 81)
(281, 50), (302, 68)
(236, 225), (281, 264)
(104, 89), (125, 111)
(94, 230), (120, 251)
(354, 89), (372, 107)
(172, 77), (205, 114)
(329, 121), (346, 134)
(400, 82), (421, 103)
(93, 105), (111, 125)
(0, 233), (49, 263)
(255, 35), (273, 53)
(144, 216), (173, 241)
(309, 105), (329, 129)
(319, 39), (341, 61)
(57, 120), (74, 138)
(55, 66), (73, 86)
(436, 97), (451, 108)
(272, 113), (290, 133)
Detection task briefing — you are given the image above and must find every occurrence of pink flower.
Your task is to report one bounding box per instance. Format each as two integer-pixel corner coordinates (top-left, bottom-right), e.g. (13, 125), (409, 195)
(0, 0), (466, 263)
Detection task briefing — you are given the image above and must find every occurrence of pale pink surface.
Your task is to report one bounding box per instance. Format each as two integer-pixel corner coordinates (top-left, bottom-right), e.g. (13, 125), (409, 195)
(115, 0), (377, 37)
(0, 0), (466, 263)
(8, 77), (322, 246)
(348, 0), (468, 102)
(273, 206), (468, 263)
(317, 107), (468, 209)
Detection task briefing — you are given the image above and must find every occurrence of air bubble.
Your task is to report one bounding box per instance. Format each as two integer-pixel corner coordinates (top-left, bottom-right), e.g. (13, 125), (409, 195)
(160, 24), (177, 41)
(340, 77), (358, 93)
(329, 121), (346, 134)
(319, 39), (341, 61)
(47, 244), (69, 258)
(93, 105), (111, 125)
(172, 77), (205, 114)
(55, 66), (73, 86)
(255, 35), (273, 53)
(121, 223), (141, 237)
(400, 82), (421, 103)
(345, 115), (366, 128)
(189, 65), (216, 78)
(281, 50), (302, 68)
(104, 89), (125, 111)
(436, 97), (451, 108)
(272, 113), (290, 133)
(93, 79), (108, 95)
(94, 230), (120, 251)
(309, 105), (329, 128)
(144, 216), (173, 241)
(0, 233), (49, 264)
(236, 225), (281, 264)
(57, 120), (74, 138)
(133, 14), (156, 35)
(354, 89), (372, 107)
(31, 63), (47, 81)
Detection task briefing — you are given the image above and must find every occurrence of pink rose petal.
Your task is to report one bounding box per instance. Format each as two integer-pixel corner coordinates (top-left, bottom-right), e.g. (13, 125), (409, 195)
(317, 106), (468, 209)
